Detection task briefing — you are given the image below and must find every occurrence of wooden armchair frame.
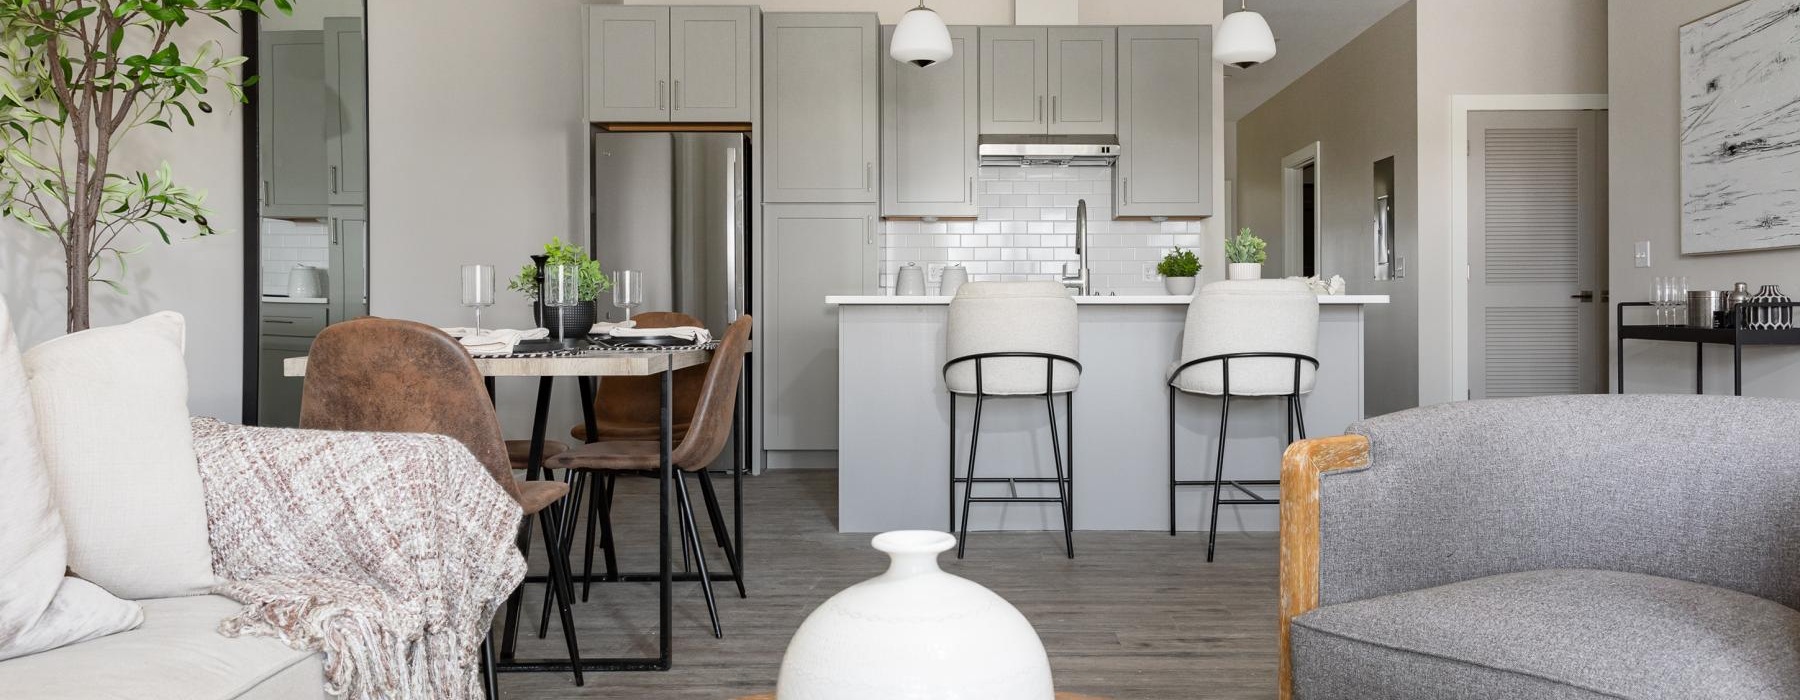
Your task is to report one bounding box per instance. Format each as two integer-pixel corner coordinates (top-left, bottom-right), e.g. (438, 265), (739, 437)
(1277, 434), (1371, 700)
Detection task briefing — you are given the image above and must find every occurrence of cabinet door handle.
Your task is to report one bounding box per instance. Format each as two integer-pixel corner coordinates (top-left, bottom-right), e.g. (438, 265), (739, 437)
(659, 80), (667, 110)
(261, 179), (269, 204)
(1123, 177), (1130, 204)
(674, 79), (681, 110)
(866, 215), (874, 245)
(968, 176), (974, 204)
(330, 218), (339, 245)
(266, 319), (295, 324)
(1037, 95), (1044, 123)
(865, 162), (873, 192)
(330, 166), (339, 194)
(1051, 95), (1058, 124)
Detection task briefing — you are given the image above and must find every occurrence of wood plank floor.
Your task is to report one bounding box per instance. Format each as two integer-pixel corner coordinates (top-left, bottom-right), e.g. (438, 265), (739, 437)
(499, 469), (1280, 699)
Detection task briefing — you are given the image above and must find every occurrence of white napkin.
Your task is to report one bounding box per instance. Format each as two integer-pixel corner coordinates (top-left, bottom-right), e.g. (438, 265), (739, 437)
(588, 320), (637, 335)
(443, 327), (549, 354)
(606, 325), (712, 344)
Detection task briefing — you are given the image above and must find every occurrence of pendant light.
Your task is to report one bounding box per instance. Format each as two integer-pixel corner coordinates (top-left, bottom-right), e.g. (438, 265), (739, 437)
(890, 2), (953, 67)
(1215, 0), (1277, 69)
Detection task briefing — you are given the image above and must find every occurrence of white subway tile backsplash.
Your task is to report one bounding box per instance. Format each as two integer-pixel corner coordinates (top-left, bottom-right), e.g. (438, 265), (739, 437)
(879, 167), (1205, 295)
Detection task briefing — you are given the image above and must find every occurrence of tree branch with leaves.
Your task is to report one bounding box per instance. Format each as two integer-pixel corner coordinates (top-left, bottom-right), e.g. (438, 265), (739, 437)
(0, 0), (291, 332)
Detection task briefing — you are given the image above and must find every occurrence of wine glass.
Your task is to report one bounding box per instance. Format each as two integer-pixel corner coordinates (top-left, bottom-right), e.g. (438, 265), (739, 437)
(543, 262), (581, 344)
(612, 270), (644, 322)
(460, 264), (494, 332)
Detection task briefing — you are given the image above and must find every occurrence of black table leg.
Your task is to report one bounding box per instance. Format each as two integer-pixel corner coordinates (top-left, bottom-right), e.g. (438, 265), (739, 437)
(659, 361), (674, 667)
(1617, 336), (1626, 394)
(1695, 343), (1704, 395)
(1734, 339), (1744, 396)
(527, 377), (553, 481)
(578, 376), (599, 444)
(733, 372), (745, 589)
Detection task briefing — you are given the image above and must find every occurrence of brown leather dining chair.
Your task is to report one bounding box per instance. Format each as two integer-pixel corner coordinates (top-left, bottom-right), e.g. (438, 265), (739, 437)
(299, 317), (586, 687)
(548, 314), (752, 639)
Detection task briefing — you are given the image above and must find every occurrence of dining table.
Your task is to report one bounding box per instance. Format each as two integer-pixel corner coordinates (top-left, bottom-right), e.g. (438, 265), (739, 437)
(285, 340), (718, 673)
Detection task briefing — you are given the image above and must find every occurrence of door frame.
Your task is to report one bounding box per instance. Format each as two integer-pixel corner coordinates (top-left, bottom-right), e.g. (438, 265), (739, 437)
(1449, 94), (1608, 401)
(1281, 142), (1321, 278)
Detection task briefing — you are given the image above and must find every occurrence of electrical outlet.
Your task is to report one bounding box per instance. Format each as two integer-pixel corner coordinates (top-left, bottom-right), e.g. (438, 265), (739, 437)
(1142, 262), (1159, 282)
(926, 263), (947, 282)
(1634, 241), (1651, 268)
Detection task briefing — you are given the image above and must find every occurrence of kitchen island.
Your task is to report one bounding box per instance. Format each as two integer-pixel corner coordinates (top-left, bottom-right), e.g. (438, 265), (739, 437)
(830, 294), (1389, 533)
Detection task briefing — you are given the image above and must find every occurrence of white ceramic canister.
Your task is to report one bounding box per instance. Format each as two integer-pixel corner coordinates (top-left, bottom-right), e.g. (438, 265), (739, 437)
(287, 264), (324, 298)
(895, 263), (928, 296)
(939, 264), (969, 297)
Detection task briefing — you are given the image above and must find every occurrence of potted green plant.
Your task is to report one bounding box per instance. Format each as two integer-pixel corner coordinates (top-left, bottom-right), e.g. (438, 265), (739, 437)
(1156, 247), (1201, 296)
(507, 237), (610, 336)
(1225, 228), (1268, 280)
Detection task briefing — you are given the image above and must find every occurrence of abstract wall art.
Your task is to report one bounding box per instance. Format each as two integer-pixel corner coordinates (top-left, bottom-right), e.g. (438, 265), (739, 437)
(1681, 0), (1800, 254)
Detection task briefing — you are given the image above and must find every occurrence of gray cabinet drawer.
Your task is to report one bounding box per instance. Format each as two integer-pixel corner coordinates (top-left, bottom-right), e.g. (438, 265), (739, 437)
(261, 305), (328, 337)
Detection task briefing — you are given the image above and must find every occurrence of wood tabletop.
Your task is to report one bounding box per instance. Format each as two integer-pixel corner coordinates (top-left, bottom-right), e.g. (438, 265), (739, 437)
(736, 694), (1107, 699)
(282, 347), (711, 378)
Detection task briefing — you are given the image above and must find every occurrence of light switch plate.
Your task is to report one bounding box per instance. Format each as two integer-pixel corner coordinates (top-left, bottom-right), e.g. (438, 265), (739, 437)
(1635, 241), (1651, 268)
(1142, 262), (1159, 282)
(926, 263), (947, 282)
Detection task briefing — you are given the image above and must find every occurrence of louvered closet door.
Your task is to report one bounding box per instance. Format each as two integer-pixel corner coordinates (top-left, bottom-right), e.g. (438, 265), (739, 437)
(1470, 110), (1606, 399)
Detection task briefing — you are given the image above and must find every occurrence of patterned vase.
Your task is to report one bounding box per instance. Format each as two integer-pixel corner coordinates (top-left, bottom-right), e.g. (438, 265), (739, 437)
(1748, 285), (1793, 330)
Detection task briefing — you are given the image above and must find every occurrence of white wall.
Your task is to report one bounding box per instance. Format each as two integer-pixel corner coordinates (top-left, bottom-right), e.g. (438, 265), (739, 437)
(1413, 0), (1608, 405)
(1236, 1), (1419, 417)
(0, 18), (246, 421)
(1608, 0), (1800, 396)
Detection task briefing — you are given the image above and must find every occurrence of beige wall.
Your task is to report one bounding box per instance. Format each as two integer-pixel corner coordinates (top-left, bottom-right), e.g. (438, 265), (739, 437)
(1608, 0), (1800, 396)
(1237, 1), (1419, 416)
(0, 18), (246, 421)
(1413, 0), (1608, 405)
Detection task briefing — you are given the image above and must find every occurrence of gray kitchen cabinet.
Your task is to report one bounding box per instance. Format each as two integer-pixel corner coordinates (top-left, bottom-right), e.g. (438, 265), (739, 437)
(671, 6), (754, 121)
(585, 6), (670, 121)
(323, 17), (366, 206)
(762, 13), (879, 203)
(762, 204), (878, 451)
(881, 25), (978, 218)
(1116, 26), (1213, 217)
(1047, 27), (1115, 135)
(326, 206), (369, 323)
(978, 27), (1047, 135)
(258, 334), (313, 428)
(257, 31), (326, 219)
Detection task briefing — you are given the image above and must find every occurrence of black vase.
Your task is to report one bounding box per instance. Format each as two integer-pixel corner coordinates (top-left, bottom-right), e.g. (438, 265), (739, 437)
(535, 300), (597, 340)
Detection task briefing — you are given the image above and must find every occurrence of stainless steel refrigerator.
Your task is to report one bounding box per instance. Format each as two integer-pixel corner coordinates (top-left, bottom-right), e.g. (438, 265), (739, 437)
(591, 131), (748, 333)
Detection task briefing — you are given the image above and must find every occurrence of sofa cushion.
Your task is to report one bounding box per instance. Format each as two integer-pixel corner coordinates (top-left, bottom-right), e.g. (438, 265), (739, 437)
(1290, 569), (1800, 700)
(0, 595), (326, 700)
(0, 295), (142, 661)
(23, 311), (217, 599)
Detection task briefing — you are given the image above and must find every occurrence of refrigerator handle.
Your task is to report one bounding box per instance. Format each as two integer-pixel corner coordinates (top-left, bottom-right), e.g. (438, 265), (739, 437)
(725, 146), (741, 322)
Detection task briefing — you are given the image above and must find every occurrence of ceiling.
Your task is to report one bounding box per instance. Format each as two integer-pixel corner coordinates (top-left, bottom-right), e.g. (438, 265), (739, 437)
(1221, 0), (1410, 121)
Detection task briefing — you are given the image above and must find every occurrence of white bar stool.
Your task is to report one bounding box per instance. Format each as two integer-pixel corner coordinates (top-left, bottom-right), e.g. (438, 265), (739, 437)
(944, 281), (1081, 559)
(1168, 280), (1319, 561)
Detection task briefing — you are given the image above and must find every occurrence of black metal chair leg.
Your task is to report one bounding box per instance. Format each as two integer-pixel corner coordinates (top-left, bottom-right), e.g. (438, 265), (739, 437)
(1168, 388), (1177, 536)
(536, 509), (585, 686)
(676, 471), (724, 639)
(481, 637), (498, 699)
(580, 470), (600, 602)
(599, 475), (618, 581)
(498, 517), (531, 660)
(1206, 394), (1232, 563)
(1043, 392), (1073, 559)
(957, 394), (984, 559)
(1295, 395), (1308, 439)
(538, 470), (580, 640)
(697, 470), (746, 598)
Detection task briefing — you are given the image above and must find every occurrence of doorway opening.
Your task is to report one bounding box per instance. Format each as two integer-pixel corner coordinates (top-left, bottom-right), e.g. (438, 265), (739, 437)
(1282, 142), (1321, 278)
(1466, 109), (1608, 399)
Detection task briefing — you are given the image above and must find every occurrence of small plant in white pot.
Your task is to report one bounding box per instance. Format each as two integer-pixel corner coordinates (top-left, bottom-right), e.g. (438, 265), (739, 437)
(1225, 228), (1268, 280)
(1157, 247), (1201, 295)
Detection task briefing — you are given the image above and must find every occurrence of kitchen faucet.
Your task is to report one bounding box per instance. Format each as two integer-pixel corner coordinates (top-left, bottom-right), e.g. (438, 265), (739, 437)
(1061, 198), (1090, 295)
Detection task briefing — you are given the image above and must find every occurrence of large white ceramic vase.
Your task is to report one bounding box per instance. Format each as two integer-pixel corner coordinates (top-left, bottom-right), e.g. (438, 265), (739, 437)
(776, 531), (1055, 700)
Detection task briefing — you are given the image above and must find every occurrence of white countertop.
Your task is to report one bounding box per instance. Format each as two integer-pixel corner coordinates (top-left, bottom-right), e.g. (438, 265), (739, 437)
(262, 295), (329, 305)
(828, 294), (1389, 305)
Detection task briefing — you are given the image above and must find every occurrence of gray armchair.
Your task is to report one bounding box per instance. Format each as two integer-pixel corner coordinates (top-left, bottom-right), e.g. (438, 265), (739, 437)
(1279, 395), (1800, 700)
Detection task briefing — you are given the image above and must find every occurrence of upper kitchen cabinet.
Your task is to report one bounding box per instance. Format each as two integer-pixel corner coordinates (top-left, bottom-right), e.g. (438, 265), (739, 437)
(584, 6), (755, 123)
(763, 13), (879, 203)
(979, 27), (1113, 136)
(258, 31), (326, 219)
(881, 25), (978, 218)
(1116, 26), (1213, 218)
(323, 18), (367, 206)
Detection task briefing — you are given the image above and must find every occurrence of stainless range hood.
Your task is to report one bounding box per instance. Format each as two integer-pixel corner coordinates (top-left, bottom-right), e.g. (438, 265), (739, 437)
(978, 135), (1119, 167)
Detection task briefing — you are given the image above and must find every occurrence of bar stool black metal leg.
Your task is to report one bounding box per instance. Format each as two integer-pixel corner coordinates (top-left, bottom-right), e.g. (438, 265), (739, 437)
(957, 394), (984, 559)
(698, 470), (747, 598)
(1206, 394), (1232, 563)
(1066, 392), (1075, 540)
(676, 471), (723, 639)
(481, 637), (499, 699)
(1044, 392), (1073, 559)
(536, 508), (585, 686)
(948, 395), (957, 534)
(1168, 389), (1177, 536)
(1294, 395), (1307, 439)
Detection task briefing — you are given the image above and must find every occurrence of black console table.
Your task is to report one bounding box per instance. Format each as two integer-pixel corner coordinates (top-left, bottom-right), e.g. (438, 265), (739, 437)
(1616, 301), (1800, 396)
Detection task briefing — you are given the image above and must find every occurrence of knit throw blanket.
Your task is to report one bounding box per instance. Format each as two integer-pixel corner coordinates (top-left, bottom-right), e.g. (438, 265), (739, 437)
(190, 419), (526, 699)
